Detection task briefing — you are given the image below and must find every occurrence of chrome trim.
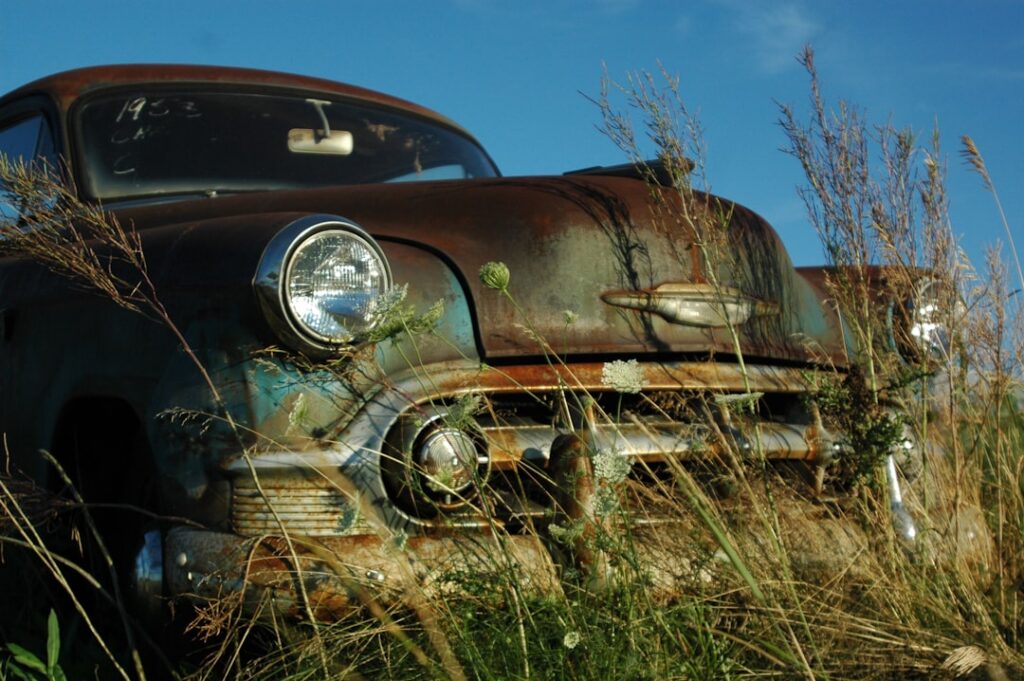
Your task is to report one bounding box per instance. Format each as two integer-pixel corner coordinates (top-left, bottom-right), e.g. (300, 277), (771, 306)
(223, 361), (824, 533)
(482, 418), (831, 464)
(129, 529), (165, 625)
(386, 406), (492, 511)
(886, 454), (917, 543)
(231, 474), (374, 536)
(253, 214), (393, 355)
(602, 283), (778, 328)
(887, 277), (962, 364)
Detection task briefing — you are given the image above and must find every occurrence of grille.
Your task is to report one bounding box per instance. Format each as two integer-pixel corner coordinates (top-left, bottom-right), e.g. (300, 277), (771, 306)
(477, 390), (821, 465)
(386, 389), (831, 526)
(231, 476), (373, 536)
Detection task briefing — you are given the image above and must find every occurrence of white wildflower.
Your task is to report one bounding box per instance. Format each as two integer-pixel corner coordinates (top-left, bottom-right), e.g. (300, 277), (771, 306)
(368, 284), (409, 325)
(562, 309), (578, 325)
(593, 486), (621, 517)
(592, 447), (632, 484)
(447, 392), (484, 425)
(286, 392), (308, 433)
(563, 630), (581, 649)
(601, 359), (644, 394)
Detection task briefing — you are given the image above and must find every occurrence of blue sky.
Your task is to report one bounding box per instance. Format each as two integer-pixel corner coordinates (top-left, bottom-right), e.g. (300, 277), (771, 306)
(2, 0), (1021, 269)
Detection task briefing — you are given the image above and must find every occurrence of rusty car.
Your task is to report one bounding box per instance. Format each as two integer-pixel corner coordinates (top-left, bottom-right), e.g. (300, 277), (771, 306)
(0, 65), (981, 623)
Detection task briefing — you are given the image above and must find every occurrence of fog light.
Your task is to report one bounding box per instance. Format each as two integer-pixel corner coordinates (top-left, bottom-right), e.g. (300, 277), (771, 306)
(417, 428), (480, 496)
(382, 407), (492, 517)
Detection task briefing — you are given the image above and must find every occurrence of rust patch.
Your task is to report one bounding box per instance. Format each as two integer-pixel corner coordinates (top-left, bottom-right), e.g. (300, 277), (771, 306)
(166, 527), (559, 621)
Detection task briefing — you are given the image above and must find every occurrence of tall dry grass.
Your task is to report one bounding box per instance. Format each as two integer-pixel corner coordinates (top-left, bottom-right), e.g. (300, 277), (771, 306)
(0, 48), (1021, 680)
(196, 47), (1023, 678)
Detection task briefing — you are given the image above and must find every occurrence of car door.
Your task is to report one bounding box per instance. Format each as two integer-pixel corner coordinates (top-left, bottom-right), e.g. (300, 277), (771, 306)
(0, 101), (60, 467)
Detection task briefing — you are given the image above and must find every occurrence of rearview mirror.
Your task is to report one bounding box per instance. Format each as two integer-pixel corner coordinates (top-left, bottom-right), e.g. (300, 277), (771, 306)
(287, 129), (353, 155)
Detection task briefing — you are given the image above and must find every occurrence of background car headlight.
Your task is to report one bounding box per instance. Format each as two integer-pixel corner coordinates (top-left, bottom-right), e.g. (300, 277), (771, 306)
(255, 215), (392, 352)
(889, 278), (961, 364)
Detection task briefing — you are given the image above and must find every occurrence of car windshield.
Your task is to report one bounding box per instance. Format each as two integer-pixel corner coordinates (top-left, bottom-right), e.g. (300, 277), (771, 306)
(76, 91), (498, 202)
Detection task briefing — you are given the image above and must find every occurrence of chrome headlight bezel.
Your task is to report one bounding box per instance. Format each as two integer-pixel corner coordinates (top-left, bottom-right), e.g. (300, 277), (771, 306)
(254, 214), (393, 355)
(888, 277), (961, 365)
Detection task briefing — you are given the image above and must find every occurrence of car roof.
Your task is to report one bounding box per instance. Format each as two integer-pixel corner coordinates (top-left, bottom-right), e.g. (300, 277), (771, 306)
(0, 64), (471, 136)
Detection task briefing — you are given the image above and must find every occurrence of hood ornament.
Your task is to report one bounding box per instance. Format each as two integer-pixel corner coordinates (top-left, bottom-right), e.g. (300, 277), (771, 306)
(602, 282), (778, 328)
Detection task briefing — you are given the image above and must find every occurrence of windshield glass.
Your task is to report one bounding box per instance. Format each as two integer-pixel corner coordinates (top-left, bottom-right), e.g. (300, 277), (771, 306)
(76, 91), (498, 201)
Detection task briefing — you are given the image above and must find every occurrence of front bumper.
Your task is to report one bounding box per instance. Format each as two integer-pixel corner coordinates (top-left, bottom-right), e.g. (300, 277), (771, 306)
(161, 527), (559, 619)
(165, 359), (839, 618)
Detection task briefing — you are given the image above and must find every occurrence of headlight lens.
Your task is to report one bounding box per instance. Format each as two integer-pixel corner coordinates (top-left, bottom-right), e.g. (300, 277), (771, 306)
(286, 230), (389, 343)
(254, 215), (392, 354)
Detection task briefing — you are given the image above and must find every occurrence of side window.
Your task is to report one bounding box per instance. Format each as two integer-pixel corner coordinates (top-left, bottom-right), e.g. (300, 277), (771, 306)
(0, 114), (58, 220)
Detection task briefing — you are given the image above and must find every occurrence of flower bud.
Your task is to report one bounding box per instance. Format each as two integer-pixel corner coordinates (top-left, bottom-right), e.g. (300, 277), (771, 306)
(479, 261), (510, 291)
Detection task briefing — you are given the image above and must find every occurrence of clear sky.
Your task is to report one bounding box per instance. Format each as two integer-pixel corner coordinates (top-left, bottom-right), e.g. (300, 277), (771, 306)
(2, 0), (1021, 270)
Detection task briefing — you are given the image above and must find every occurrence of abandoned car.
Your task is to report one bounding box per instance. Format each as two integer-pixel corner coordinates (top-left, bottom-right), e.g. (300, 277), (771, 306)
(0, 66), (977, 620)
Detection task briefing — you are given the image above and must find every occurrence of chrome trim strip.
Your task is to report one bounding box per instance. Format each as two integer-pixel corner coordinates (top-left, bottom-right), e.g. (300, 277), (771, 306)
(482, 418), (826, 464)
(602, 282), (778, 328)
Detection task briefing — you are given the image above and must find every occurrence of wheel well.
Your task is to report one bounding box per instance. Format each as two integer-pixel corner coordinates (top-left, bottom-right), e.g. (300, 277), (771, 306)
(48, 398), (164, 629)
(50, 397), (149, 501)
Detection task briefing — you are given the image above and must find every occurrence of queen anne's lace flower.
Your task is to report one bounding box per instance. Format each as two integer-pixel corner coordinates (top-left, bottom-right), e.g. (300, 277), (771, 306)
(548, 521), (584, 545)
(592, 447), (632, 484)
(592, 486), (621, 517)
(563, 631), (582, 649)
(601, 359), (644, 394)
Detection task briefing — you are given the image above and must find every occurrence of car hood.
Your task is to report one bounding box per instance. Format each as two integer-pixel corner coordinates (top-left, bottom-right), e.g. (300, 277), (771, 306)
(121, 175), (845, 366)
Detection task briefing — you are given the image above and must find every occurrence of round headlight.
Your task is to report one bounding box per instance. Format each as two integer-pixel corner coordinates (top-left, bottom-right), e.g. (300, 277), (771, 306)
(286, 230), (389, 343)
(890, 278), (961, 364)
(255, 215), (392, 353)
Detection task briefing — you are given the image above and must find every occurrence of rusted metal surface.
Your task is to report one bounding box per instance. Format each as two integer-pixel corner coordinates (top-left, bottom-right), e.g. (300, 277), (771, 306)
(164, 527), (559, 619)
(111, 177), (849, 366)
(485, 417), (829, 467)
(384, 358), (815, 397)
(0, 61), (852, 366)
(546, 400), (618, 588)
